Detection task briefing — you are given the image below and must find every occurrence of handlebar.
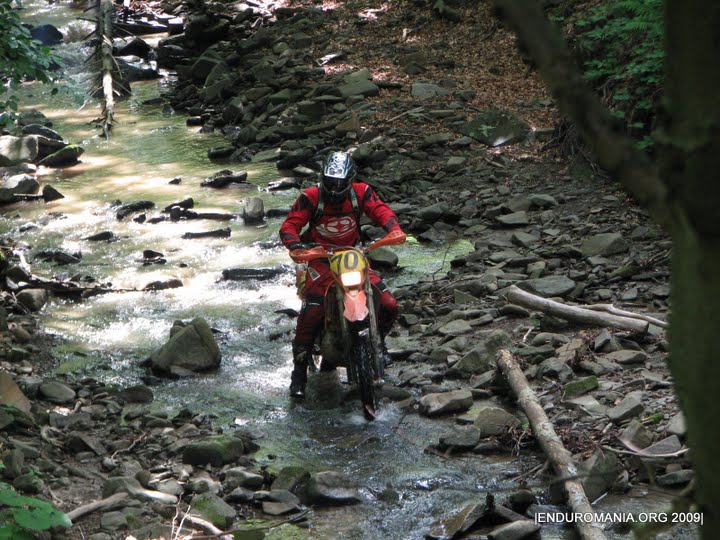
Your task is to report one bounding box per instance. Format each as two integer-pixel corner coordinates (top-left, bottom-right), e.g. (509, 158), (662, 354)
(289, 230), (406, 263)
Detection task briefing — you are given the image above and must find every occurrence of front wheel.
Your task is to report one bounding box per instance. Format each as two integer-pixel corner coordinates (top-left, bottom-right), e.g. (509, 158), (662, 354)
(353, 331), (377, 420)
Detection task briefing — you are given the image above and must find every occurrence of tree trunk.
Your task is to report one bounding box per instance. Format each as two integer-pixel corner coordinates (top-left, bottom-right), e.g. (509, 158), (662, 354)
(492, 0), (720, 535)
(663, 2), (720, 535)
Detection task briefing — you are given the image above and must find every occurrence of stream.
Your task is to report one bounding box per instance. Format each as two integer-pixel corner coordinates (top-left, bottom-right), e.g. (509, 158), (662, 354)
(1, 2), (692, 538)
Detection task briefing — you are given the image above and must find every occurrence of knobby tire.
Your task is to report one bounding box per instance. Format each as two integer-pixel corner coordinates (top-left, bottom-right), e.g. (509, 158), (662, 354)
(353, 333), (376, 420)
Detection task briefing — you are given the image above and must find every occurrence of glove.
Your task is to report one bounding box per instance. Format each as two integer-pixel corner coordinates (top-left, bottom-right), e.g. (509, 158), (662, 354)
(289, 242), (319, 251)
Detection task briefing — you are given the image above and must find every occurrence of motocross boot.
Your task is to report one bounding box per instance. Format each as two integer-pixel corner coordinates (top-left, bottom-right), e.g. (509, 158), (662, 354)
(289, 347), (309, 398)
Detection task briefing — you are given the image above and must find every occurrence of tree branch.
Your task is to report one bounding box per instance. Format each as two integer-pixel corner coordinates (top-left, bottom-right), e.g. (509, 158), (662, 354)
(492, 0), (672, 230)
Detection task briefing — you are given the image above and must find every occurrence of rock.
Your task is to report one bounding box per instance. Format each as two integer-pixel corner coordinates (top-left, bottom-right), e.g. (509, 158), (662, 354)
(182, 228), (231, 239)
(39, 381), (76, 403)
(201, 170), (248, 188)
(113, 384), (154, 403)
(100, 511), (127, 531)
(42, 185), (65, 201)
(488, 520), (541, 540)
(642, 435), (682, 456)
(304, 471), (362, 505)
(29, 24), (64, 45)
(427, 501), (484, 540)
(85, 231), (115, 242)
(337, 79), (379, 98)
(564, 395), (607, 417)
(411, 83), (449, 99)
(182, 436), (246, 466)
(367, 247), (399, 268)
(536, 357), (573, 381)
(562, 376), (598, 397)
(519, 276), (576, 298)
(143, 278), (183, 290)
(438, 426), (482, 451)
(5, 174), (39, 194)
(272, 466), (310, 492)
(417, 201), (450, 222)
(459, 110), (529, 146)
(620, 419), (653, 449)
(580, 449), (623, 501)
(473, 405), (521, 436)
(192, 493), (236, 529)
(262, 489), (302, 515)
(604, 350), (647, 366)
(0, 372), (31, 412)
(224, 468), (264, 489)
(419, 389), (473, 416)
(15, 289), (49, 312)
(116, 200), (155, 220)
(657, 469), (694, 487)
(581, 233), (630, 257)
(242, 196), (265, 224)
(149, 317), (221, 374)
(666, 412), (687, 438)
(438, 319), (472, 336)
(38, 144), (84, 167)
(222, 266), (287, 281)
(448, 330), (512, 377)
(608, 392), (645, 423)
(0, 136), (39, 166)
(496, 211), (529, 227)
(225, 487), (254, 503)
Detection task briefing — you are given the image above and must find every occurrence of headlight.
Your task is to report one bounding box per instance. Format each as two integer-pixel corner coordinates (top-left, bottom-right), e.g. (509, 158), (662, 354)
(340, 271), (362, 287)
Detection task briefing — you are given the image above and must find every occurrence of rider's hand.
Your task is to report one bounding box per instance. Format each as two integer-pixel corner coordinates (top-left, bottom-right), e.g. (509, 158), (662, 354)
(289, 242), (319, 251)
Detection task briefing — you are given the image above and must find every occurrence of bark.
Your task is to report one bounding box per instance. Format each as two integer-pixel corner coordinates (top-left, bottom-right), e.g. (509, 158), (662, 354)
(663, 2), (720, 535)
(496, 350), (608, 540)
(98, 0), (115, 137)
(67, 493), (128, 521)
(504, 285), (650, 333)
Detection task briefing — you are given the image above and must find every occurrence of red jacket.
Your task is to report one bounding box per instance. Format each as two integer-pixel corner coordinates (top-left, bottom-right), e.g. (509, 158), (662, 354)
(280, 182), (401, 249)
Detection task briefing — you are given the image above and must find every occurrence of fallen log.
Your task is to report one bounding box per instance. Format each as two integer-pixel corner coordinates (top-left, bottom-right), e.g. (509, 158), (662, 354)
(504, 285), (651, 333)
(496, 349), (608, 540)
(67, 492), (128, 521)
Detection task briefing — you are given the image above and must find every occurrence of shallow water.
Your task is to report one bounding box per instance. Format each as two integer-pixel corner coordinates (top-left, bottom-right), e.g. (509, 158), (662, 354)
(1, 2), (698, 538)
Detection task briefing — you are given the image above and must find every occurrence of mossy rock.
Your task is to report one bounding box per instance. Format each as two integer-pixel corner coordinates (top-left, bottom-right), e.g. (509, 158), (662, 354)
(182, 436), (245, 466)
(38, 144), (84, 167)
(563, 376), (599, 398)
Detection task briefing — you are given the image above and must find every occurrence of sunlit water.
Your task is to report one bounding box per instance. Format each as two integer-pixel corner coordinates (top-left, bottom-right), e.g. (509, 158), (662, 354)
(1, 2), (696, 538)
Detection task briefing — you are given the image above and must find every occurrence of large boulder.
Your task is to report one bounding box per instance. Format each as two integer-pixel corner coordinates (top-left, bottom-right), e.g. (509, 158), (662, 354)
(0, 136), (39, 166)
(29, 24), (64, 46)
(38, 145), (84, 167)
(419, 389), (473, 416)
(149, 318), (221, 375)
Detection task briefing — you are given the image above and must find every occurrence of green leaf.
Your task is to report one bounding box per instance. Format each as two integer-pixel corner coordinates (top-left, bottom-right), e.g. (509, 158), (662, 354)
(0, 524), (36, 540)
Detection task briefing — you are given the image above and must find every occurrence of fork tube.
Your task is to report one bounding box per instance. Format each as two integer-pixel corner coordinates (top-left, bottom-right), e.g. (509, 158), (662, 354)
(364, 275), (384, 378)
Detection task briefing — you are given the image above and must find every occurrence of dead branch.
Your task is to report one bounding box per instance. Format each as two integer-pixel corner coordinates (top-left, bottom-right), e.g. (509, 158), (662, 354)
(497, 349), (608, 540)
(504, 285), (651, 333)
(67, 492), (128, 521)
(601, 444), (689, 460)
(585, 304), (668, 328)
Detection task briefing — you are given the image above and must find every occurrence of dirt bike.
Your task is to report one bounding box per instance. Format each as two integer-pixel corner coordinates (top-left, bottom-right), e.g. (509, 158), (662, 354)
(289, 229), (406, 420)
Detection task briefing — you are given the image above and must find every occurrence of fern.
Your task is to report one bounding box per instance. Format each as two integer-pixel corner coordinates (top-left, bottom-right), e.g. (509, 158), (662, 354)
(573, 0), (664, 149)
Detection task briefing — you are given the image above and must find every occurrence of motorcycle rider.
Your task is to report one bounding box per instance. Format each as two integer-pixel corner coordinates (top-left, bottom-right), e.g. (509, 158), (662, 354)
(280, 151), (405, 398)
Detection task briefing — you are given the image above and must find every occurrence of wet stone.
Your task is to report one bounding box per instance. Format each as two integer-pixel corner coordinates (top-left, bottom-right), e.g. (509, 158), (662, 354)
(438, 425), (482, 451)
(304, 471), (362, 506)
(473, 405), (521, 437)
(419, 389), (473, 417)
(657, 469), (694, 487)
(192, 492), (236, 529)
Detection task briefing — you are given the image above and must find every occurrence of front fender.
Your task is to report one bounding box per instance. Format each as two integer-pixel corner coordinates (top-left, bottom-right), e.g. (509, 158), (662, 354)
(343, 290), (369, 322)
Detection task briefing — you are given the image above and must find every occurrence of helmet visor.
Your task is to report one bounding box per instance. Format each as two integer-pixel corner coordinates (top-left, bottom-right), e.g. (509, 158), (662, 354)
(323, 176), (350, 193)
